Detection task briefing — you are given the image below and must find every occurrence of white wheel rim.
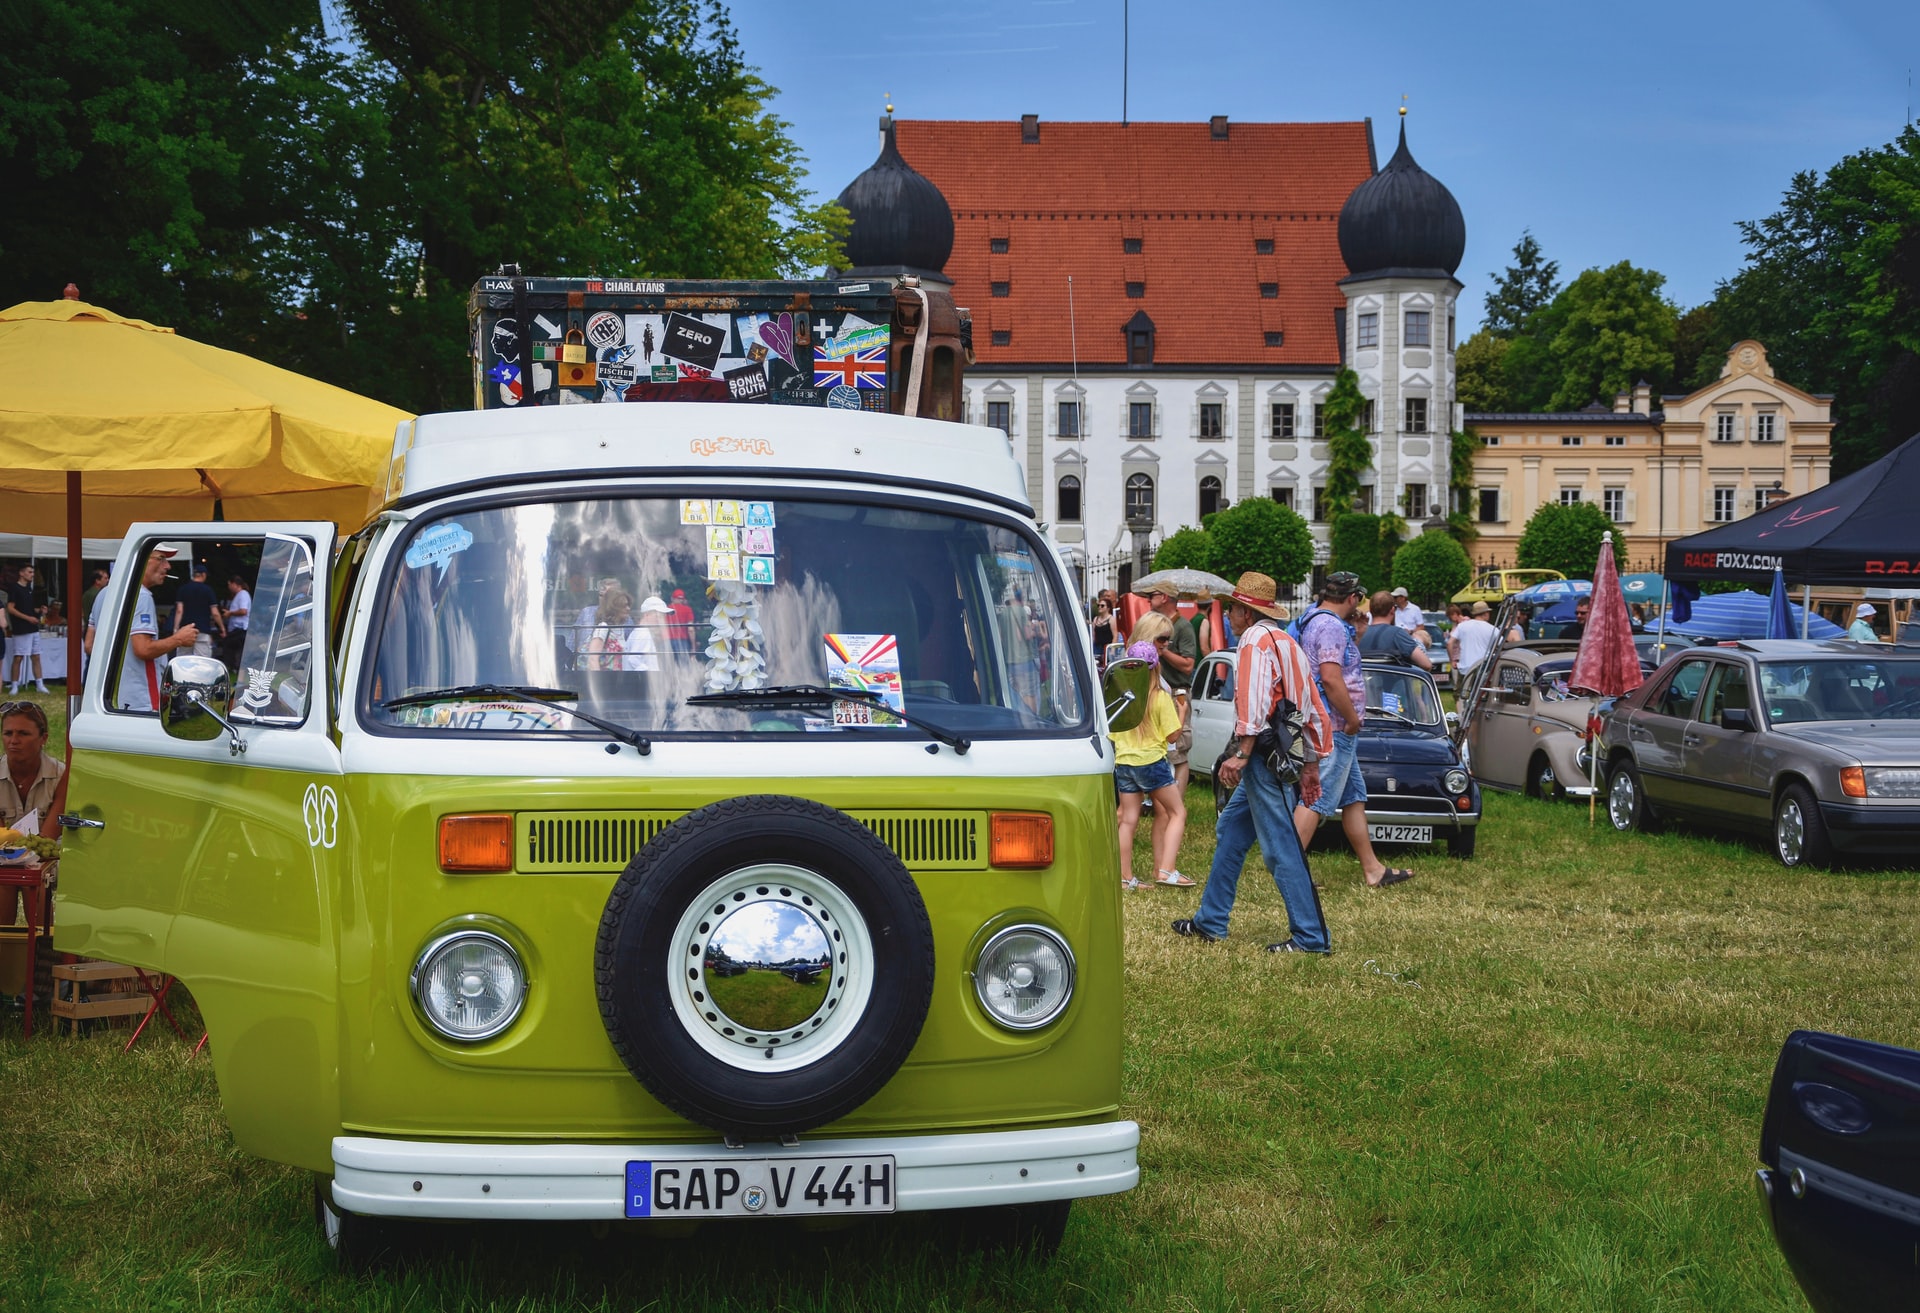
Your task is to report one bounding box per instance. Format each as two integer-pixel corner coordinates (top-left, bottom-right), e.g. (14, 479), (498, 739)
(1778, 799), (1804, 864)
(666, 863), (875, 1073)
(1608, 771), (1635, 829)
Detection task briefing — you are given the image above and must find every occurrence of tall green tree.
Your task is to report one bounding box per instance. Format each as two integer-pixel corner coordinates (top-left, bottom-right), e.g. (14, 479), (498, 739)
(1320, 367), (1372, 526)
(1152, 527), (1215, 572)
(1515, 501), (1625, 581)
(1390, 530), (1473, 605)
(1529, 262), (1679, 411)
(1483, 230), (1560, 338)
(1696, 126), (1920, 473)
(1455, 330), (1510, 413)
(1206, 498), (1314, 590)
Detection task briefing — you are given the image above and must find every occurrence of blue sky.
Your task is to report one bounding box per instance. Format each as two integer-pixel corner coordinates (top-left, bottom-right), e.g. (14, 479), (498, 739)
(733, 0), (1918, 333)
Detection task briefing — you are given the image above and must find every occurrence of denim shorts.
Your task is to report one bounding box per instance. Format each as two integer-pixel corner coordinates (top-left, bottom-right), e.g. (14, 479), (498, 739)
(1114, 757), (1175, 794)
(1310, 728), (1368, 818)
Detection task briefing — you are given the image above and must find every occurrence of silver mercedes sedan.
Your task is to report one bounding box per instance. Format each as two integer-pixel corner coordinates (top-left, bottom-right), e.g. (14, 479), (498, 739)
(1596, 640), (1920, 867)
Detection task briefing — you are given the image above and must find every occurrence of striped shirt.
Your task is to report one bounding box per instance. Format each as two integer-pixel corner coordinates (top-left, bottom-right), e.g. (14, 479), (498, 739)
(1232, 619), (1333, 759)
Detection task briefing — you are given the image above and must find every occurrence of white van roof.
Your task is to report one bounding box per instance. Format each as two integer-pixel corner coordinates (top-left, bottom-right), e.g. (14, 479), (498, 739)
(386, 403), (1031, 514)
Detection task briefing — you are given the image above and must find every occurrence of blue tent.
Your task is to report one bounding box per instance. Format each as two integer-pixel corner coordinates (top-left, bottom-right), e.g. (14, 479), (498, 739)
(1668, 590), (1844, 641)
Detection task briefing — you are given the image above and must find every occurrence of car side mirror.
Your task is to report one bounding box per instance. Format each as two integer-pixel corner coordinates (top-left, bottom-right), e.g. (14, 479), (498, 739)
(1444, 710), (1459, 729)
(1721, 707), (1754, 732)
(161, 653), (246, 755)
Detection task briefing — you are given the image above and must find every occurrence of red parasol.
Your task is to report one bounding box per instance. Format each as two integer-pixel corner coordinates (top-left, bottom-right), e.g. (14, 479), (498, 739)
(1570, 532), (1644, 822)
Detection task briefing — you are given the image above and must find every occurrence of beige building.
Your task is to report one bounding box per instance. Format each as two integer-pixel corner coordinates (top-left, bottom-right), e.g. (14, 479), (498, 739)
(1464, 340), (1833, 569)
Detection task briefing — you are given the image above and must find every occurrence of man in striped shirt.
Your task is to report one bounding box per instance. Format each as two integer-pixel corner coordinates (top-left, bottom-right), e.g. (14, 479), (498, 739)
(1173, 572), (1334, 953)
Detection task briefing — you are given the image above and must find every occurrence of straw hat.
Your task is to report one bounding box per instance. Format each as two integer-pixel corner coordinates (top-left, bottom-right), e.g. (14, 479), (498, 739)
(1470, 600), (1492, 616)
(1226, 572), (1290, 621)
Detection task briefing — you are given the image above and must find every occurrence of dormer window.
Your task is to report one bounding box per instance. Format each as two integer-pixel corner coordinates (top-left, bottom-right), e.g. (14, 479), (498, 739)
(990, 237), (1009, 254)
(1124, 310), (1155, 366)
(1255, 238), (1274, 255)
(1123, 238), (1142, 254)
(1125, 281), (1145, 298)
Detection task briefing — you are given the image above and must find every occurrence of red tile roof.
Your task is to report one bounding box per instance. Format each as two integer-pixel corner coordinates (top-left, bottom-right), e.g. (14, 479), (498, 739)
(893, 119), (1376, 369)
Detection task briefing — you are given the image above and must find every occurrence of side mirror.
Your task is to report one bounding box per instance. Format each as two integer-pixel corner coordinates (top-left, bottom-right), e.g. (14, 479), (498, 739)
(1721, 707), (1754, 732)
(1102, 657), (1155, 733)
(1444, 710), (1459, 729)
(161, 654), (246, 755)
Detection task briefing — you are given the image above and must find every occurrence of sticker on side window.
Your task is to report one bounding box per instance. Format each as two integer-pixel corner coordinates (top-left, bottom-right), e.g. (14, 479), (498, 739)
(404, 522), (473, 578)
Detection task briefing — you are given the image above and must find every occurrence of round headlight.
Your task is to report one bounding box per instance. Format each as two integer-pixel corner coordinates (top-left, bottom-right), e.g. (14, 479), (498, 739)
(411, 930), (527, 1042)
(1444, 769), (1469, 794)
(973, 925), (1074, 1031)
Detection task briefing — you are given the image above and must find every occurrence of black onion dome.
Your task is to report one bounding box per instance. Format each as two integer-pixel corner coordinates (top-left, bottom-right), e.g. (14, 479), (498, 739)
(834, 119), (954, 281)
(1337, 120), (1465, 280)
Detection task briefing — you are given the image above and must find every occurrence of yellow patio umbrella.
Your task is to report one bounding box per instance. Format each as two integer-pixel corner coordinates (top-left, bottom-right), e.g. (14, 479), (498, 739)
(0, 293), (412, 718)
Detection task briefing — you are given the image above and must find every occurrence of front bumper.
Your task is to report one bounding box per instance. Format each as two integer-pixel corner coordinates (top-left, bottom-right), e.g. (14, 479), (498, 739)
(332, 1121), (1139, 1220)
(1364, 805), (1479, 832)
(1816, 802), (1920, 854)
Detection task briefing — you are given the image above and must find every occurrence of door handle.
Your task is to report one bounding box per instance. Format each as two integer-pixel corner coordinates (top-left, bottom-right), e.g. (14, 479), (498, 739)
(58, 814), (105, 831)
(1683, 734), (1703, 746)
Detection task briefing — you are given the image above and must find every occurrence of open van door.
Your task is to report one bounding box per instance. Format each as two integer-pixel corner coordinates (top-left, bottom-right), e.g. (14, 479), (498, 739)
(58, 522), (339, 1030)
(1757, 1029), (1920, 1313)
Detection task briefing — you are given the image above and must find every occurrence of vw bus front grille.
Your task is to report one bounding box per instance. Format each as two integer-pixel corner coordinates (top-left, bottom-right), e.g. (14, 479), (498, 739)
(515, 810), (987, 872)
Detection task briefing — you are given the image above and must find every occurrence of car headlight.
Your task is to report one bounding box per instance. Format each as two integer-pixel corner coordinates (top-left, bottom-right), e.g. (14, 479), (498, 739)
(1865, 767), (1920, 799)
(1444, 769), (1469, 794)
(973, 924), (1074, 1031)
(411, 929), (527, 1042)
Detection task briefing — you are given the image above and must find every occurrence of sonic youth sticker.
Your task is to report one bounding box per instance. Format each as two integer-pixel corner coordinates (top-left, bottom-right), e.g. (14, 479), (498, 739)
(405, 521), (474, 577)
(712, 499), (743, 526)
(744, 501), (775, 528)
(708, 552), (740, 582)
(741, 526), (773, 555)
(743, 556), (775, 586)
(707, 525), (738, 553)
(586, 311), (625, 349)
(724, 363), (769, 403)
(680, 499), (711, 525)
(661, 312), (725, 372)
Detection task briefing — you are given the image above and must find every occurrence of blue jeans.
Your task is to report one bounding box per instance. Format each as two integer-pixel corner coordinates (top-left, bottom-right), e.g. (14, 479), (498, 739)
(1194, 753), (1330, 950)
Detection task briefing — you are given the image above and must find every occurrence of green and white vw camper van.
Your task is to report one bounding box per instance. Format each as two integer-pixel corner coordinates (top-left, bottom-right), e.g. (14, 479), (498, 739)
(59, 402), (1135, 1262)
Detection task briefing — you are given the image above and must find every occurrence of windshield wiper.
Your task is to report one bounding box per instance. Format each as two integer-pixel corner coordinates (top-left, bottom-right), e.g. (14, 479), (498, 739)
(686, 684), (971, 755)
(1363, 704), (1417, 725)
(382, 684), (652, 755)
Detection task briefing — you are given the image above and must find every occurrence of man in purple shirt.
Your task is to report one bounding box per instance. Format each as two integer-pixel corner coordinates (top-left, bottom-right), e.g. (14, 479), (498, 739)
(1290, 573), (1415, 888)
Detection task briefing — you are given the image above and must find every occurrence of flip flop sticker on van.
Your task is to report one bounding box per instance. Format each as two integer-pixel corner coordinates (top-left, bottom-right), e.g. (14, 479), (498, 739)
(302, 784), (338, 850)
(405, 522), (474, 578)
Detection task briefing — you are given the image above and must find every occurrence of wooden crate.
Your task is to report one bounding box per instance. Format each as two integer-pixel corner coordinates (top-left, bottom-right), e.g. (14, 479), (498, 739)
(50, 960), (155, 1037)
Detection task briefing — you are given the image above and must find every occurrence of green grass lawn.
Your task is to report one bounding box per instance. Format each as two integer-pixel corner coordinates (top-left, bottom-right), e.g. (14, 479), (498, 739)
(4, 784), (1915, 1311)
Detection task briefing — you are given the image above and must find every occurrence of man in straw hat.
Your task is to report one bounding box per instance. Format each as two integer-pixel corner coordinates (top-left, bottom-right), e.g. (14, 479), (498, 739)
(1172, 572), (1335, 953)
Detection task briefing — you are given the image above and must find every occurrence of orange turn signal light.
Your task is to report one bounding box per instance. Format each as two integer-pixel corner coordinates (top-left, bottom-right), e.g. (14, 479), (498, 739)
(989, 812), (1054, 869)
(1840, 767), (1866, 799)
(439, 813), (514, 873)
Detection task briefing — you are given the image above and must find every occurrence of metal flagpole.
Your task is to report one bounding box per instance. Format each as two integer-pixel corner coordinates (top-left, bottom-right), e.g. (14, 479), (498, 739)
(1801, 583), (1811, 639)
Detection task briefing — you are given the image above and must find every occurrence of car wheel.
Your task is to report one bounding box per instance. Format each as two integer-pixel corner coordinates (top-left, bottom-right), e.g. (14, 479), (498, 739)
(1606, 759), (1657, 833)
(1446, 828), (1476, 859)
(1524, 754), (1561, 800)
(596, 795), (936, 1140)
(1774, 782), (1834, 869)
(314, 1176), (401, 1273)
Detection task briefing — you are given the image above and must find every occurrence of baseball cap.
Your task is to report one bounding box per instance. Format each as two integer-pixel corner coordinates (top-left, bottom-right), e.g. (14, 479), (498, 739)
(191, 561), (208, 576)
(639, 595), (673, 616)
(1322, 571), (1362, 600)
(671, 588), (686, 600)
(1390, 586), (1409, 598)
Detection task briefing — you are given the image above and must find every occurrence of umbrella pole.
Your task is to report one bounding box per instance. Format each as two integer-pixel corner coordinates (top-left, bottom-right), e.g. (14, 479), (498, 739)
(67, 470), (82, 757)
(1801, 584), (1811, 639)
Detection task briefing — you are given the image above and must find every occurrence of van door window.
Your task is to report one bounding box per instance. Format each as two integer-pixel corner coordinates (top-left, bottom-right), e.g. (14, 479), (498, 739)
(230, 534), (318, 727)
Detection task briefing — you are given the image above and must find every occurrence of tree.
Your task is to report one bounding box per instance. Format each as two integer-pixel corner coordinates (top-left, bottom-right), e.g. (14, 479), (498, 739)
(1152, 527), (1215, 572)
(1320, 367), (1372, 524)
(1537, 262), (1679, 411)
(1390, 531), (1473, 606)
(1329, 513), (1385, 594)
(1455, 330), (1510, 413)
(1447, 430), (1480, 545)
(1483, 230), (1560, 338)
(1695, 126), (1920, 473)
(1205, 498), (1314, 590)
(1514, 501), (1626, 580)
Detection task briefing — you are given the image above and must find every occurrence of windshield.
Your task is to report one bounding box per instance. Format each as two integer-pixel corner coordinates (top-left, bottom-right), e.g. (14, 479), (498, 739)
(1760, 659), (1920, 723)
(363, 495), (1087, 739)
(1363, 667), (1443, 726)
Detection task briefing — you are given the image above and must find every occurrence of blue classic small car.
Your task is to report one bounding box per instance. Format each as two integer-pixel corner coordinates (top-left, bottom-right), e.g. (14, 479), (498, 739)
(1190, 651), (1481, 857)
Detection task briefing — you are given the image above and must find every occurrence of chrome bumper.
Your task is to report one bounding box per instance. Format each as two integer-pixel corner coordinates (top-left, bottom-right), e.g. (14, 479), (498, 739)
(332, 1121), (1140, 1220)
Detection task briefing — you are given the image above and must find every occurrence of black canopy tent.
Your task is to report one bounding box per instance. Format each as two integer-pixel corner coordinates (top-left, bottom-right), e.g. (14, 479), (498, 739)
(1664, 430), (1920, 586)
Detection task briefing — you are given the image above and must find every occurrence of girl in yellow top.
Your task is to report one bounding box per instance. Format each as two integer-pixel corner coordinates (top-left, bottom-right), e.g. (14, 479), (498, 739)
(1111, 617), (1190, 890)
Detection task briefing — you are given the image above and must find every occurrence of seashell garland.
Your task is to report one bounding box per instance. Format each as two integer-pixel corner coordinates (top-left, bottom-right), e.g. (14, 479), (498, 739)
(702, 580), (767, 692)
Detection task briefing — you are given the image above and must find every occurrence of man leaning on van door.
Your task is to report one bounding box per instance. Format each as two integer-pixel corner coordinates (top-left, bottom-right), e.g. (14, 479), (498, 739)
(117, 544), (199, 713)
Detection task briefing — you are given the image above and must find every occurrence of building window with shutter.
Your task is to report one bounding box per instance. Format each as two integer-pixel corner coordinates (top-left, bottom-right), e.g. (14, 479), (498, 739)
(1360, 400), (1374, 432)
(1755, 412), (1777, 442)
(990, 329), (1011, 347)
(1123, 237), (1142, 254)
(1713, 486), (1737, 521)
(987, 400), (1012, 435)
(1199, 475), (1222, 518)
(1129, 401), (1154, 438)
(1405, 484), (1428, 519)
(1271, 486), (1295, 510)
(1405, 310), (1431, 347)
(1404, 398), (1427, 434)
(1199, 402), (1223, 439)
(1057, 474), (1081, 522)
(1356, 485), (1375, 514)
(1558, 488), (1583, 506)
(1312, 486), (1328, 522)
(1756, 486), (1786, 510)
(1058, 400), (1079, 438)
(1272, 402), (1295, 438)
(1603, 487), (1625, 520)
(1715, 412), (1737, 442)
(1357, 313), (1379, 349)
(1479, 488), (1502, 523)
(1125, 473), (1155, 524)
(1128, 331), (1153, 366)
(990, 237), (1009, 253)
(990, 281), (1010, 298)
(1312, 405), (1326, 439)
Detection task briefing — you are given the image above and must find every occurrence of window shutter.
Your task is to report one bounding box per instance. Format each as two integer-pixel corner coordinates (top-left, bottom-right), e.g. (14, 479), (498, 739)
(1498, 491), (1511, 523)
(1190, 397), (1199, 438)
(1623, 490), (1637, 523)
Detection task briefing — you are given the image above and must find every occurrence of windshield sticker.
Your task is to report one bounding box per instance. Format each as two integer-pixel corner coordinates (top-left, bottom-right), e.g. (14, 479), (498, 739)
(392, 701), (566, 731)
(825, 634), (904, 720)
(743, 556), (775, 586)
(745, 501), (775, 528)
(713, 499), (744, 526)
(707, 525), (738, 553)
(405, 521), (474, 577)
(708, 552), (740, 582)
(1382, 692), (1402, 715)
(742, 526), (773, 555)
(680, 499), (711, 525)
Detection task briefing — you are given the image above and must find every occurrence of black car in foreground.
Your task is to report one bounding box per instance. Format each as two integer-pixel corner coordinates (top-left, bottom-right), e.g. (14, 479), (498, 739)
(1758, 1029), (1920, 1312)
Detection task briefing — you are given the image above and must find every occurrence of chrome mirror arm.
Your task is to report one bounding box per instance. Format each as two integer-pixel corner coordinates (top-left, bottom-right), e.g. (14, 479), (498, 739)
(188, 688), (248, 756)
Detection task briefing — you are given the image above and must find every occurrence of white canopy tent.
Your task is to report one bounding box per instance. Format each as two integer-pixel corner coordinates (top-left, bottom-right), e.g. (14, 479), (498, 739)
(0, 533), (123, 561)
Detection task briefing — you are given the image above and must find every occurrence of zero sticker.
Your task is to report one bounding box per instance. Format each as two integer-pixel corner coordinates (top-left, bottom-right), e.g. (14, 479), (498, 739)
(405, 521), (474, 578)
(661, 312), (725, 372)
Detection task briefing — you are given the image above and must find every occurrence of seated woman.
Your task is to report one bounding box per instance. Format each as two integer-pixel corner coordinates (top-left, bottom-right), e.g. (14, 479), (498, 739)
(1, 700), (66, 927)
